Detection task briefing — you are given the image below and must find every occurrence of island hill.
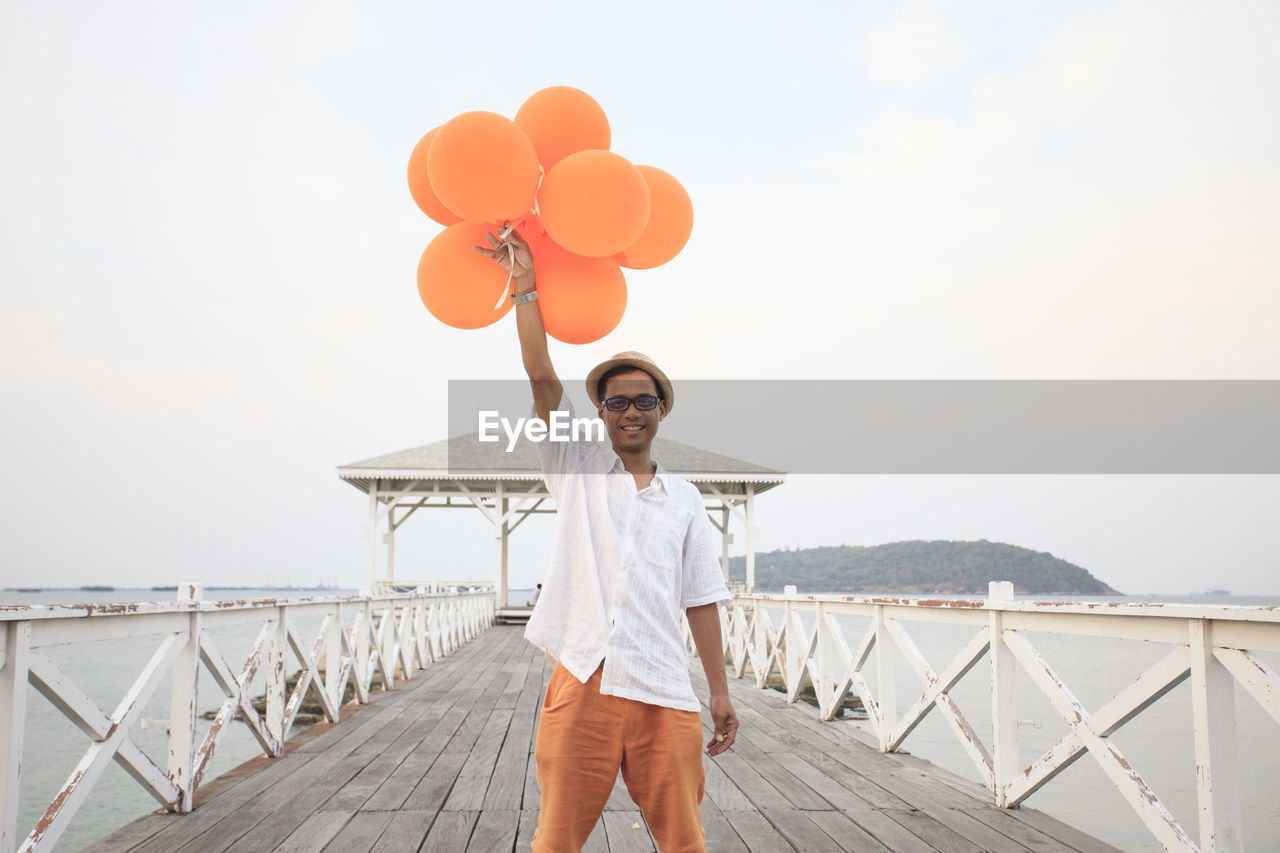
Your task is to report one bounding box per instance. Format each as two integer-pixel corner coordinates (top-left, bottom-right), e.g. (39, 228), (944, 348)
(728, 539), (1120, 596)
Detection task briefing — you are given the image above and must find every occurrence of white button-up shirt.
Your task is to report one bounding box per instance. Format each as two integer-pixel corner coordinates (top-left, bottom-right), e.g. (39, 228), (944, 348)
(523, 391), (731, 712)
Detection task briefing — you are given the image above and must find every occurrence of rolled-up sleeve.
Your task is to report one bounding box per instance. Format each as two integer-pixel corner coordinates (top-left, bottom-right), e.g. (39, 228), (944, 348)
(681, 494), (732, 609)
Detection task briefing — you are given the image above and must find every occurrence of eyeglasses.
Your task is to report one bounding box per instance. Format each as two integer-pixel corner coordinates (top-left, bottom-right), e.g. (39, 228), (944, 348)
(602, 394), (660, 412)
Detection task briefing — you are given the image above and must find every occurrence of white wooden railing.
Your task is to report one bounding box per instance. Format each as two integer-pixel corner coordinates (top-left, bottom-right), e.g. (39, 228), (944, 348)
(0, 584), (495, 853)
(708, 584), (1280, 853)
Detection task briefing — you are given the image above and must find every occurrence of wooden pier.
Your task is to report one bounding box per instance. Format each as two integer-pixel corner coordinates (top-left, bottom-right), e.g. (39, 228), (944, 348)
(94, 625), (1117, 853)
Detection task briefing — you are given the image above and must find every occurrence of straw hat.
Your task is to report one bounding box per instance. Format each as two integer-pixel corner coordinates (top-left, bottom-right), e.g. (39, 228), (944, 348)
(585, 351), (675, 414)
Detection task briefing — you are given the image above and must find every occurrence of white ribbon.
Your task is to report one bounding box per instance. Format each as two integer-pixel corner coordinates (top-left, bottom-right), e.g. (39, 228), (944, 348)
(492, 222), (516, 312)
(493, 167), (544, 313)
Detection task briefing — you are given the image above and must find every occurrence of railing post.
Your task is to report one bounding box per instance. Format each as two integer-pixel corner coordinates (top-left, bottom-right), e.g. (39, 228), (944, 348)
(814, 602), (839, 720)
(326, 602), (343, 712)
(782, 598), (796, 699)
(265, 605), (287, 752)
(1190, 618), (1243, 852)
(791, 603), (811, 704)
(444, 597), (453, 653)
(752, 599), (768, 687)
(988, 581), (1018, 807)
(730, 600), (747, 678)
(1, 621), (31, 853)
(431, 596), (439, 661)
(356, 591), (372, 700)
(875, 604), (897, 751)
(719, 601), (730, 659)
(167, 584), (203, 811)
(381, 603), (397, 684)
(443, 601), (453, 654)
(414, 595), (428, 668)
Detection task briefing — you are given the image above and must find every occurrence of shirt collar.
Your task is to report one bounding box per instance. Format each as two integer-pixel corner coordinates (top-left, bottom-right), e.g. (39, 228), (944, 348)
(606, 451), (669, 493)
(652, 461), (671, 492)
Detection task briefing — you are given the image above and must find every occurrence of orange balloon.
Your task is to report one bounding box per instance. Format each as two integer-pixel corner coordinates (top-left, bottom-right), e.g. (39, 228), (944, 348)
(417, 222), (515, 330)
(534, 240), (627, 345)
(427, 111), (539, 222)
(514, 86), (611, 170)
(615, 166), (694, 269)
(539, 150), (651, 258)
(407, 128), (462, 226)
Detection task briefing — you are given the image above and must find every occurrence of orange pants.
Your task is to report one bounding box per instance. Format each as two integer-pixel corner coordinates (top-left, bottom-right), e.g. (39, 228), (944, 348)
(531, 662), (706, 853)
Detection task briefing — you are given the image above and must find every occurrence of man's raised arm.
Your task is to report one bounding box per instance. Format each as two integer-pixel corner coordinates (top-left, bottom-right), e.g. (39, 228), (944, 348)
(474, 227), (563, 423)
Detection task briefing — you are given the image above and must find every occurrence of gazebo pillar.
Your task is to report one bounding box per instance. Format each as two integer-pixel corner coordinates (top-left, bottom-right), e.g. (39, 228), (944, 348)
(366, 479), (380, 590)
(495, 483), (510, 609)
(720, 506), (731, 582)
(744, 484), (757, 592)
(385, 507), (397, 586)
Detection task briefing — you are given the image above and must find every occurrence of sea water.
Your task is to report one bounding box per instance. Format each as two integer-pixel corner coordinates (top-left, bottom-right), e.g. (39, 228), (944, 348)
(3, 589), (1276, 851)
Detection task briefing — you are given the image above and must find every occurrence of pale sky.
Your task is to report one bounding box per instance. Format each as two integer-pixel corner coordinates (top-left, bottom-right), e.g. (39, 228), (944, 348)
(2, 1), (1277, 595)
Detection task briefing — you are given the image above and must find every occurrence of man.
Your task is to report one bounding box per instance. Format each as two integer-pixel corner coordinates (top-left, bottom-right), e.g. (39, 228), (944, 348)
(476, 228), (738, 853)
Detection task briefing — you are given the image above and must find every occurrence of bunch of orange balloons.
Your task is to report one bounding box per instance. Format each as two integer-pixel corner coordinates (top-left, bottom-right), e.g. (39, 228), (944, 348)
(408, 86), (694, 344)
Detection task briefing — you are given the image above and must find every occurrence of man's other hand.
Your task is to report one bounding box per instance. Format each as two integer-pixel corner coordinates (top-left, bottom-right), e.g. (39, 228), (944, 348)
(706, 694), (738, 756)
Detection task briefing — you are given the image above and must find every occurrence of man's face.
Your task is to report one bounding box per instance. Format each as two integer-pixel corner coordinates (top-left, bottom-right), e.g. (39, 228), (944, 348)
(598, 369), (665, 452)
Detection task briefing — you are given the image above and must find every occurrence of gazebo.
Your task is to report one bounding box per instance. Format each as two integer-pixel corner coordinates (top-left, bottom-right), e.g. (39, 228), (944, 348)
(337, 434), (785, 621)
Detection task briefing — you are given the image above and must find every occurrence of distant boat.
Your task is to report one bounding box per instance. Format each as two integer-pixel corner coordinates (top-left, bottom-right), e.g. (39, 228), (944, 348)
(1205, 587), (1231, 596)
(79, 585), (114, 592)
(151, 585), (179, 591)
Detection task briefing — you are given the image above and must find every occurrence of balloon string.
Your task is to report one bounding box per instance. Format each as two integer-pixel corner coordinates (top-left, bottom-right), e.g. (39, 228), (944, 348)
(493, 222), (515, 312)
(496, 166), (546, 311)
(495, 164), (544, 314)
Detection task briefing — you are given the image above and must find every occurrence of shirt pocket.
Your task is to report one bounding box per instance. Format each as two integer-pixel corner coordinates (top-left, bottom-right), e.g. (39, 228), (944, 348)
(649, 505), (689, 578)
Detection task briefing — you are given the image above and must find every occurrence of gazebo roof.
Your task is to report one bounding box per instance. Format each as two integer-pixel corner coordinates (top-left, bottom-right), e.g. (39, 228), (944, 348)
(337, 434), (786, 497)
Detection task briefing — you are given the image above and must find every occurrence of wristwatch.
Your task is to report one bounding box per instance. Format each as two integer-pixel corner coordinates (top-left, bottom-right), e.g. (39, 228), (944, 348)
(512, 290), (538, 305)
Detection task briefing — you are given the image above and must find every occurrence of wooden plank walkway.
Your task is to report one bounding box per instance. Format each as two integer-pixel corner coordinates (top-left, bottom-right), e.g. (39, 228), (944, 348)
(94, 625), (1119, 852)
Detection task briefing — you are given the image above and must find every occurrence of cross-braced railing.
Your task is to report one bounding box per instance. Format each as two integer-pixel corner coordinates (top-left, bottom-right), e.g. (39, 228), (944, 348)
(700, 584), (1280, 853)
(0, 584), (495, 853)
